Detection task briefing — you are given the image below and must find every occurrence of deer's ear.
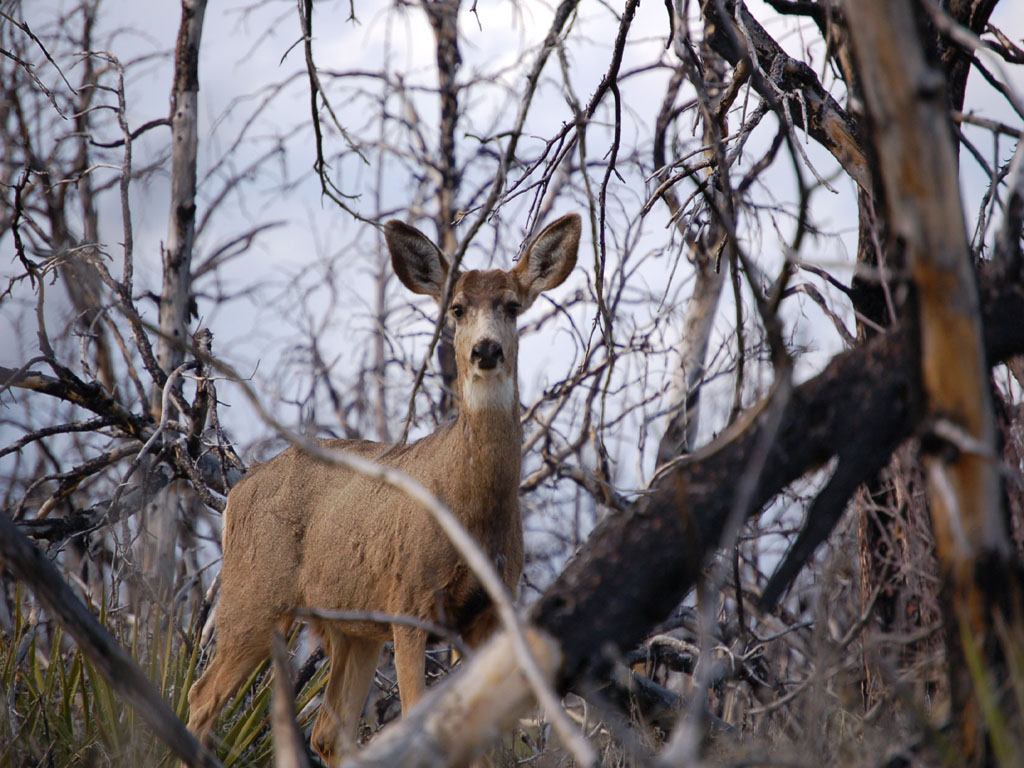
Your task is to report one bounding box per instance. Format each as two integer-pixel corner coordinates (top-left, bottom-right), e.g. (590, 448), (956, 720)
(385, 220), (452, 300)
(511, 214), (580, 309)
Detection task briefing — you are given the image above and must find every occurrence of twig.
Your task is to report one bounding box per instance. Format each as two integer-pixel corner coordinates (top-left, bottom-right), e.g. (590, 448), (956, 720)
(107, 361), (199, 519)
(271, 632), (312, 768)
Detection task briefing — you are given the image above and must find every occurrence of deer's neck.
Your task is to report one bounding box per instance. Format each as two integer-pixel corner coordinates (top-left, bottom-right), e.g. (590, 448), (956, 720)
(440, 395), (522, 533)
(458, 401), (522, 487)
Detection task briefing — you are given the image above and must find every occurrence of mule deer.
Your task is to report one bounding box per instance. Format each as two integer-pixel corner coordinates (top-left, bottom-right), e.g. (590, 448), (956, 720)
(185, 214), (580, 764)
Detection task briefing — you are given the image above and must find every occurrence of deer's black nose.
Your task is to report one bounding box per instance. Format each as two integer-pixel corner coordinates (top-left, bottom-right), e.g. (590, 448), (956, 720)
(471, 339), (504, 370)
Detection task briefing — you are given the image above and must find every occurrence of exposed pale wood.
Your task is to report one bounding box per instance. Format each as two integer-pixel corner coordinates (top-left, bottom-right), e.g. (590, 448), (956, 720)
(271, 633), (311, 768)
(845, 1), (1011, 758)
(155, 0), (206, 417)
(655, 261), (725, 462)
(340, 628), (562, 768)
(845, 0), (1002, 570)
(653, 32), (730, 464)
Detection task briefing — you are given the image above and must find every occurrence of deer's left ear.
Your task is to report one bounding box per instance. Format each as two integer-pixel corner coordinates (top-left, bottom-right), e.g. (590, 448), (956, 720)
(511, 213), (580, 309)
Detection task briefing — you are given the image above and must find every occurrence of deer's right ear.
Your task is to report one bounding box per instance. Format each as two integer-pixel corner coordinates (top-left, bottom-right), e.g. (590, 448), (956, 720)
(385, 220), (451, 300)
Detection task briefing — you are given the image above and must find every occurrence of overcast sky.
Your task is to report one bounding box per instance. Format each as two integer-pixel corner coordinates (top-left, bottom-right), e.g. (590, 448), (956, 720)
(3, 0), (1021, 488)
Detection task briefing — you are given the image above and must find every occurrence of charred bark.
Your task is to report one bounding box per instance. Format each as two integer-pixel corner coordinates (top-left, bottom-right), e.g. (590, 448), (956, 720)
(533, 260), (1024, 691)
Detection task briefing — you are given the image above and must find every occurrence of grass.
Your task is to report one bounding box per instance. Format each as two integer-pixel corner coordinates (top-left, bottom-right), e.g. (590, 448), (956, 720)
(0, 583), (326, 768)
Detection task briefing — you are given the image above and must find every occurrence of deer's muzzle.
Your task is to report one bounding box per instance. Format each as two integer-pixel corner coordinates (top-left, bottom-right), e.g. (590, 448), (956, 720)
(471, 339), (504, 370)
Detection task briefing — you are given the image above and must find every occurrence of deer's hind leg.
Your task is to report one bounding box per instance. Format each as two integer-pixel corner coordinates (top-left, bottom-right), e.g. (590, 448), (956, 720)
(186, 601), (283, 749)
(460, 603), (501, 649)
(311, 629), (382, 765)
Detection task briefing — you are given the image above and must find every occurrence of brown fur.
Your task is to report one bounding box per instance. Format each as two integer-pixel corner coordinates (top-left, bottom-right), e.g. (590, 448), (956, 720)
(185, 214), (580, 764)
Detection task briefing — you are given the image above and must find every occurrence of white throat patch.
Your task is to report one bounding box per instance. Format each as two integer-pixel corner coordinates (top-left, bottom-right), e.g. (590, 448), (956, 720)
(461, 371), (516, 412)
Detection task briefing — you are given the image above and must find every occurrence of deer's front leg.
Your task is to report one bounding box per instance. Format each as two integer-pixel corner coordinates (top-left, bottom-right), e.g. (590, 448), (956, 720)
(392, 625), (428, 713)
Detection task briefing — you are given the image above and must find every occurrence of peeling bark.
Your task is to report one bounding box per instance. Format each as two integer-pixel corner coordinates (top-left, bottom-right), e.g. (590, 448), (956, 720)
(847, 0), (1002, 574)
(846, 0), (1016, 758)
(155, 0), (206, 418)
(340, 628), (562, 767)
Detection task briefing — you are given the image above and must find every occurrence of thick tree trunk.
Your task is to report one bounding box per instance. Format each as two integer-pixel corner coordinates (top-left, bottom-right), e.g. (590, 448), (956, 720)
(834, 0), (1002, 723)
(845, 0), (1019, 759)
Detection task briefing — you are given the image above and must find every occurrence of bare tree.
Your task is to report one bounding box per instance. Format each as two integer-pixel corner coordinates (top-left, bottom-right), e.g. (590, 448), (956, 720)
(2, 0), (1023, 766)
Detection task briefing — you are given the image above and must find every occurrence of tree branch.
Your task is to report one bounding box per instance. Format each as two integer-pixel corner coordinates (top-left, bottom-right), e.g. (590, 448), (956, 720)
(533, 261), (1023, 690)
(703, 0), (870, 191)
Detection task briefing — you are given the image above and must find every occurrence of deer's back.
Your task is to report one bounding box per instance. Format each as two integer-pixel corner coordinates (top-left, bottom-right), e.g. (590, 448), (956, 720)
(294, 432), (479, 623)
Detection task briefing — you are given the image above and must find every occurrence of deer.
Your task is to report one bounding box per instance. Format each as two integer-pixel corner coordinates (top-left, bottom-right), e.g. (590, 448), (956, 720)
(184, 213), (581, 765)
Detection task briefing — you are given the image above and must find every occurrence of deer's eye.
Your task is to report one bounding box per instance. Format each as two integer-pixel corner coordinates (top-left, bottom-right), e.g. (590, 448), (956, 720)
(506, 301), (521, 318)
(450, 304), (465, 320)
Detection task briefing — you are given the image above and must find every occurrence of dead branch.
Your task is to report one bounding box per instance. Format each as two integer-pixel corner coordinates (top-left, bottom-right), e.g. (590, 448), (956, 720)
(533, 260), (1024, 692)
(271, 632), (312, 768)
(155, 0), (207, 419)
(703, 0), (870, 191)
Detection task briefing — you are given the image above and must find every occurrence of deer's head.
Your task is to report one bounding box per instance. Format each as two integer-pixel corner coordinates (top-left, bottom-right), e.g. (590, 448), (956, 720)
(385, 214), (580, 412)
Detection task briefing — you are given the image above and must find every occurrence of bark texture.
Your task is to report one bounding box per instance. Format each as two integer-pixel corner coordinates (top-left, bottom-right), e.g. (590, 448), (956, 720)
(845, 0), (1017, 758)
(534, 255), (1023, 685)
(155, 0), (206, 417)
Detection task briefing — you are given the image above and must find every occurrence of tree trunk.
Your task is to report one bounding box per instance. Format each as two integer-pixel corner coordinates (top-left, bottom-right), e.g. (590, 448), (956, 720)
(155, 0), (206, 416)
(142, 0), (208, 606)
(424, 0), (461, 416)
(844, 0), (1020, 759)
